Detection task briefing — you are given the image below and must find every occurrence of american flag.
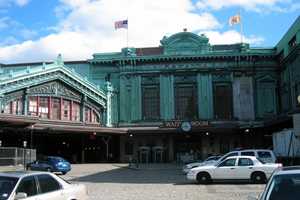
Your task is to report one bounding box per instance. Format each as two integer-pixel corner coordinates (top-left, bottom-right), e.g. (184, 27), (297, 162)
(228, 14), (241, 26)
(114, 20), (128, 30)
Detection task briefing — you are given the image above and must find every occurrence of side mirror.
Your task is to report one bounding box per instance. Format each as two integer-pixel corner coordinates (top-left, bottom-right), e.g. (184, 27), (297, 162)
(15, 192), (27, 200)
(247, 195), (258, 200)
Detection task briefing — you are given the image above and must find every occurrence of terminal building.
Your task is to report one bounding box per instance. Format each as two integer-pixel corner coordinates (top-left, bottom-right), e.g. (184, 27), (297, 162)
(0, 17), (299, 163)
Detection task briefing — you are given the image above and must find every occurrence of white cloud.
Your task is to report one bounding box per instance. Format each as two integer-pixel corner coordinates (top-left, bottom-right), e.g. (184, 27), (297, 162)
(0, 0), (265, 63)
(0, 0), (30, 7)
(196, 0), (298, 12)
(0, 0), (222, 63)
(201, 30), (264, 45)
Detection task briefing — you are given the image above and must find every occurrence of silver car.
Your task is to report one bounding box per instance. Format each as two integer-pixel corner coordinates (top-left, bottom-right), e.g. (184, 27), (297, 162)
(0, 171), (88, 200)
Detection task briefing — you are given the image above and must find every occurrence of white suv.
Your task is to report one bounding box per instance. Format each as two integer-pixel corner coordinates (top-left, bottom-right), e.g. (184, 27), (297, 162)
(200, 149), (276, 167)
(218, 149), (276, 164)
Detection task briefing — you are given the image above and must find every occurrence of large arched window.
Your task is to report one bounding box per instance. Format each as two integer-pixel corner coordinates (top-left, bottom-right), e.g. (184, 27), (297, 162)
(3, 98), (23, 115)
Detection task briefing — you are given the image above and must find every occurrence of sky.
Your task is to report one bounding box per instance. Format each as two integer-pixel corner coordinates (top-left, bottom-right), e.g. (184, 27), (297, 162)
(0, 0), (299, 64)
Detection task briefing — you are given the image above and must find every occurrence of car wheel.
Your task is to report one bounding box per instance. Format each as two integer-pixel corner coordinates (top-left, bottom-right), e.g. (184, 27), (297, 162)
(196, 172), (211, 184)
(251, 172), (266, 184)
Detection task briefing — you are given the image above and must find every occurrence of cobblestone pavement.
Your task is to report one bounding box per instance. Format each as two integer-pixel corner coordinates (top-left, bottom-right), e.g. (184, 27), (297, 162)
(62, 164), (265, 200)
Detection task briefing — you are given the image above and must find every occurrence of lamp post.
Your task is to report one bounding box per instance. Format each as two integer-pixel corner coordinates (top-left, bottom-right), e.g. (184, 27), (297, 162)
(30, 125), (34, 163)
(23, 141), (27, 170)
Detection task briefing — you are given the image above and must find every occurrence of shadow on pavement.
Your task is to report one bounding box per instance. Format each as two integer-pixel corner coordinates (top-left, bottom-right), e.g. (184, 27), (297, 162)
(69, 167), (188, 184)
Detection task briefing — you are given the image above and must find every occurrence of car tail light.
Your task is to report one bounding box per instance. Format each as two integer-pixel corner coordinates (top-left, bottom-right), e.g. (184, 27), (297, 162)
(277, 163), (283, 168)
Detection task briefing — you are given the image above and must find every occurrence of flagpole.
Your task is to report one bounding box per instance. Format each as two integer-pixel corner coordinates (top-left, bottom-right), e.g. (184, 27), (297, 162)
(240, 8), (243, 44)
(126, 18), (129, 48)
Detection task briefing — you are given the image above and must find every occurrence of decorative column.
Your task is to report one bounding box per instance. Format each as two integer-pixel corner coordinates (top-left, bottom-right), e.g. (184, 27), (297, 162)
(106, 81), (114, 127)
(0, 94), (4, 113)
(160, 74), (174, 120)
(80, 95), (87, 122)
(23, 88), (29, 116)
(197, 73), (213, 119)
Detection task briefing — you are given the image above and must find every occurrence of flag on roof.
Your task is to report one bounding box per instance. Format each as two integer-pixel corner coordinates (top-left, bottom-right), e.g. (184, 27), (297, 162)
(229, 14), (241, 26)
(114, 19), (128, 30)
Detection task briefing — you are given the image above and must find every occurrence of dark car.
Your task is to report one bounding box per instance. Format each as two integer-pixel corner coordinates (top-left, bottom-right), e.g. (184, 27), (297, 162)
(26, 156), (71, 175)
(248, 166), (300, 200)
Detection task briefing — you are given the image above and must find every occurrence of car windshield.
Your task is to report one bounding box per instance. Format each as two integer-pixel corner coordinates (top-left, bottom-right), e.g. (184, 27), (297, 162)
(0, 176), (19, 200)
(265, 174), (300, 200)
(49, 157), (66, 162)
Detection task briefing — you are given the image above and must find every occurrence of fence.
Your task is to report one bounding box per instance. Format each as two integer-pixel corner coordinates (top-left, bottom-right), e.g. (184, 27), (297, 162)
(0, 147), (36, 166)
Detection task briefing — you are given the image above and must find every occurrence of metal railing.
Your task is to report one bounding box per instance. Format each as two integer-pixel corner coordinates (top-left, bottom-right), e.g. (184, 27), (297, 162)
(0, 147), (36, 166)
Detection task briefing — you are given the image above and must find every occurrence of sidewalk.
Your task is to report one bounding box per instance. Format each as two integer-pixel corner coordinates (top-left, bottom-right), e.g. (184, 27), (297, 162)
(0, 165), (24, 172)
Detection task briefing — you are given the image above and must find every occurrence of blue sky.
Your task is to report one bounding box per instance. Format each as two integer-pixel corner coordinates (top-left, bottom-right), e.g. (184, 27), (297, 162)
(0, 0), (299, 63)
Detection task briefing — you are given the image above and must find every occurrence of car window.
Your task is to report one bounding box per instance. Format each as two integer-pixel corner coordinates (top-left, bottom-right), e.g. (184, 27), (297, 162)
(238, 158), (254, 166)
(241, 151), (255, 156)
(218, 158), (236, 167)
(16, 176), (38, 197)
(265, 174), (300, 200)
(220, 152), (238, 162)
(37, 174), (61, 193)
(0, 176), (18, 200)
(258, 151), (272, 158)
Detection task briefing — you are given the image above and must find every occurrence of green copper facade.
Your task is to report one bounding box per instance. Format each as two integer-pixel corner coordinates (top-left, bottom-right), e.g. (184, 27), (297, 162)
(0, 16), (299, 163)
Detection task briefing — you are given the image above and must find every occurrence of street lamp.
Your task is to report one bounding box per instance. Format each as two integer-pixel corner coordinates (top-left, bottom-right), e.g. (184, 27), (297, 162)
(23, 141), (27, 170)
(30, 124), (34, 163)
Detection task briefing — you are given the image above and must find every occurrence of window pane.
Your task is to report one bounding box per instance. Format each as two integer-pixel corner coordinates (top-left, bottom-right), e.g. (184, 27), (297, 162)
(16, 176), (37, 197)
(85, 107), (91, 122)
(37, 174), (61, 193)
(214, 84), (233, 119)
(62, 100), (70, 121)
(175, 85), (197, 120)
(219, 158), (236, 167)
(39, 97), (49, 118)
(72, 102), (80, 121)
(142, 85), (160, 120)
(29, 97), (37, 116)
(238, 158), (253, 166)
(0, 176), (18, 199)
(241, 151), (255, 156)
(51, 98), (60, 120)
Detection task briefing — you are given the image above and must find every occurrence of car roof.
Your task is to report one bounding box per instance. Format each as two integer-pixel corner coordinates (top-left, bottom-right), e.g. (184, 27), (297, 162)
(274, 166), (300, 175)
(0, 171), (53, 178)
(225, 155), (256, 159)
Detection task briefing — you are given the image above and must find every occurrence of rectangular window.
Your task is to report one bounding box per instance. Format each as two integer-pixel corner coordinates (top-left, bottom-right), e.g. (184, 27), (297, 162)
(51, 98), (60, 120)
(29, 97), (38, 116)
(288, 35), (297, 50)
(85, 107), (91, 122)
(91, 111), (99, 123)
(175, 84), (198, 120)
(214, 84), (233, 120)
(72, 102), (80, 121)
(62, 100), (70, 120)
(142, 85), (160, 120)
(38, 97), (49, 118)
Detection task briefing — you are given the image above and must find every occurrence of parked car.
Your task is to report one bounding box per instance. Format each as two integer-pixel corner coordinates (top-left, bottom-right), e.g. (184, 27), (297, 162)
(27, 156), (71, 175)
(183, 155), (222, 174)
(187, 156), (282, 184)
(248, 166), (300, 200)
(199, 149), (277, 167)
(0, 171), (88, 200)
